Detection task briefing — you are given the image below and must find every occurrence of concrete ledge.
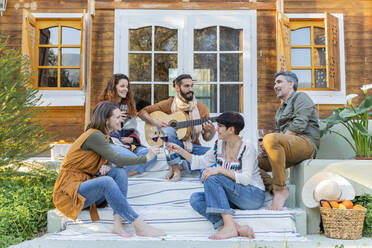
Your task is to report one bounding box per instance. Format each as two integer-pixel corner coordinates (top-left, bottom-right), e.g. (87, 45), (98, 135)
(290, 159), (372, 234)
(11, 234), (372, 248)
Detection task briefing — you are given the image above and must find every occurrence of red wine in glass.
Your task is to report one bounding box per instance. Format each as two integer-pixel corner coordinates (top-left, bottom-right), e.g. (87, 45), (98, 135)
(160, 135), (169, 142)
(151, 135), (159, 142)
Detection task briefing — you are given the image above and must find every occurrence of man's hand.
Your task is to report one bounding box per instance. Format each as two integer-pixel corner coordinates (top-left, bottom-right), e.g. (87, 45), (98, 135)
(284, 130), (297, 136)
(121, 137), (133, 144)
(99, 164), (111, 176)
(152, 119), (168, 130)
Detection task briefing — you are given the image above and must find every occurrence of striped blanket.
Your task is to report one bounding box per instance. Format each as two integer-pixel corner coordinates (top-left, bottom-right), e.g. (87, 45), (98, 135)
(53, 160), (306, 241)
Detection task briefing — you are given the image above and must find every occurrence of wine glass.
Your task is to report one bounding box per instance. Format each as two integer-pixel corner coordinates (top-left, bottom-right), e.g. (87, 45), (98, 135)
(149, 126), (160, 143)
(257, 129), (266, 142)
(120, 104), (128, 121)
(160, 129), (171, 161)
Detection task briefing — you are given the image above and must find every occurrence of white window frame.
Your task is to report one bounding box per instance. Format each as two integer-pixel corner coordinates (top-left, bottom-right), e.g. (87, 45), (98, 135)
(32, 13), (85, 107)
(114, 9), (257, 142)
(286, 13), (346, 105)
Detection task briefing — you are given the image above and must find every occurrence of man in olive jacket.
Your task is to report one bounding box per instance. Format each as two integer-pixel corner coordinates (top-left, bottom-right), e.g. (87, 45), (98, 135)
(259, 71), (320, 210)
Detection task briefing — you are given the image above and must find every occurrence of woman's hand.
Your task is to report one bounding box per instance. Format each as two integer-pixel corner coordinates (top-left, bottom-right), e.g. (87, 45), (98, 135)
(121, 137), (133, 144)
(146, 146), (160, 161)
(99, 164), (111, 176)
(201, 167), (221, 181)
(166, 142), (181, 153)
(121, 111), (129, 121)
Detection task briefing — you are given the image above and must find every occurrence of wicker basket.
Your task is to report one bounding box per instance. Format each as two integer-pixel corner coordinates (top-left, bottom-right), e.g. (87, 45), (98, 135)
(320, 201), (367, 239)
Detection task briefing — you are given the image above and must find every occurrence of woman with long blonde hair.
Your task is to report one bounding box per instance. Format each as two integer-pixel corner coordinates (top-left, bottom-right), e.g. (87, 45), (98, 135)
(99, 74), (156, 176)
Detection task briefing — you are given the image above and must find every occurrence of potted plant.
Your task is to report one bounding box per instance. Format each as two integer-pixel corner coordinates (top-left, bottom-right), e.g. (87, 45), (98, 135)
(320, 84), (372, 158)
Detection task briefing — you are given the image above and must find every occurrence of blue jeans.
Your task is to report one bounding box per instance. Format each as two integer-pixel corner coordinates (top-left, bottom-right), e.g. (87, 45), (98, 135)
(110, 144), (157, 174)
(189, 174), (265, 229)
(78, 167), (139, 223)
(162, 127), (210, 172)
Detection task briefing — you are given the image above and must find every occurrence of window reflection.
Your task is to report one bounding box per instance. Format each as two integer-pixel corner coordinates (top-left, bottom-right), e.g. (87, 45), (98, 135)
(61, 27), (81, 45)
(314, 27), (325, 45)
(315, 69), (327, 88)
(129, 26), (152, 51)
(154, 54), (177, 81)
(220, 53), (242, 82)
(39, 48), (58, 66)
(155, 26), (177, 51)
(194, 54), (217, 82)
(61, 69), (80, 87)
(131, 84), (151, 111)
(39, 27), (58, 45)
(38, 69), (57, 87)
(291, 48), (311, 67)
(220, 26), (242, 51)
(61, 48), (80, 66)
(194, 84), (217, 113)
(291, 27), (311, 46)
(292, 69), (312, 88)
(129, 53), (152, 81)
(194, 26), (217, 51)
(220, 84), (242, 112)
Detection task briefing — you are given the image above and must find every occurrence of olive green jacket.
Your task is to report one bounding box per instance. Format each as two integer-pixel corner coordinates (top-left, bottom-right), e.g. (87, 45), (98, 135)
(275, 91), (320, 151)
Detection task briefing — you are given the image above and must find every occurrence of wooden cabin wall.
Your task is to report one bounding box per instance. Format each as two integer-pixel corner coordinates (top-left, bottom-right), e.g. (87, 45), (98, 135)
(0, 0), (87, 142)
(258, 0), (372, 131)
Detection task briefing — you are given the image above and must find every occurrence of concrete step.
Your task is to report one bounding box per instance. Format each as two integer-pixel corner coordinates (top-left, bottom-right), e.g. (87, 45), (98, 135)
(10, 234), (372, 248)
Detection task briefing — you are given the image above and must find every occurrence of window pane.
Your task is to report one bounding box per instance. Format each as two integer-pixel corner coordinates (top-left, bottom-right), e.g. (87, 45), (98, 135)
(314, 47), (326, 67)
(38, 69), (57, 87)
(220, 26), (242, 51)
(39, 47), (58, 66)
(291, 48), (311, 67)
(291, 27), (310, 46)
(154, 84), (170, 104)
(61, 48), (80, 66)
(129, 53), (151, 81)
(61, 69), (80, 87)
(194, 26), (217, 51)
(314, 27), (325, 45)
(194, 84), (217, 113)
(292, 69), (312, 88)
(131, 84), (151, 112)
(154, 54), (177, 81)
(220, 53), (242, 82)
(155, 26), (177, 51)
(129, 26), (152, 51)
(220, 84), (242, 112)
(194, 54), (217, 82)
(39, 26), (58, 45)
(315, 69), (327, 88)
(61, 27), (81, 45)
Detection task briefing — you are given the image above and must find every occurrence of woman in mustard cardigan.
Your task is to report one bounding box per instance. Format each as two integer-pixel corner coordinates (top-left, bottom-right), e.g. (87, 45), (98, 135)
(53, 101), (165, 238)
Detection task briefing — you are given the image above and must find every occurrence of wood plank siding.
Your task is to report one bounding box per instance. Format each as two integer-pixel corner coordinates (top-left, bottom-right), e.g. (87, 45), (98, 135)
(0, 0), (87, 141)
(1, 0), (371, 140)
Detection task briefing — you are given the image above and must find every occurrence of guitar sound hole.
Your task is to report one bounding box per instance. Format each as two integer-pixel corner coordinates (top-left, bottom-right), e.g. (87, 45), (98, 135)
(169, 121), (177, 129)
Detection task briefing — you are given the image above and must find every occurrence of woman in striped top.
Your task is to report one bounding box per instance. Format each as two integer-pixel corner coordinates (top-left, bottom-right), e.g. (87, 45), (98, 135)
(167, 112), (265, 240)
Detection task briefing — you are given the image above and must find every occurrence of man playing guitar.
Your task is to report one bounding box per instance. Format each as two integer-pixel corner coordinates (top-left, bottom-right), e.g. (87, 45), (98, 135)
(138, 74), (216, 181)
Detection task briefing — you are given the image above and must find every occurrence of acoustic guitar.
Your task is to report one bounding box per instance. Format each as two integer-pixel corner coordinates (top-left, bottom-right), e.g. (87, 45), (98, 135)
(145, 111), (217, 146)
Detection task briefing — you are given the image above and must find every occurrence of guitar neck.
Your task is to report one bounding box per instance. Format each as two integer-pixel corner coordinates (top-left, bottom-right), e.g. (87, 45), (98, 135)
(175, 117), (218, 129)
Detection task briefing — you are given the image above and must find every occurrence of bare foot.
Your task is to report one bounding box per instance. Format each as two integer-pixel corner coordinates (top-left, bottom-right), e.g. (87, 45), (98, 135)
(208, 225), (238, 240)
(133, 218), (166, 237)
(165, 167), (174, 180)
(266, 187), (289, 211)
(127, 170), (138, 177)
(235, 223), (255, 239)
(112, 220), (133, 238)
(169, 167), (181, 182)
